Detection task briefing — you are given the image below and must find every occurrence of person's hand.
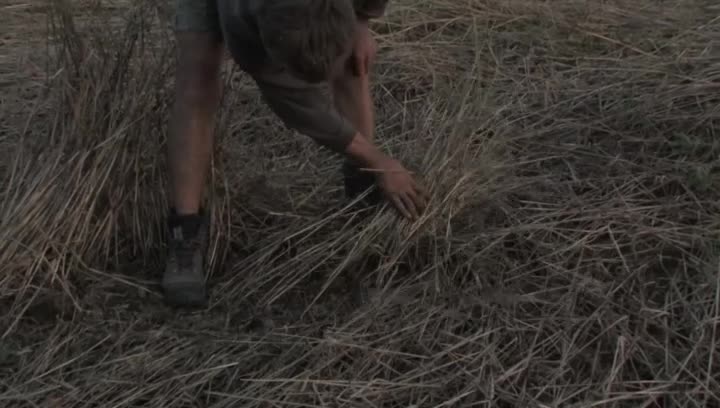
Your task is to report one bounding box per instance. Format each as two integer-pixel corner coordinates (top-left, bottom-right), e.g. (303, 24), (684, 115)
(343, 134), (429, 220)
(373, 158), (429, 220)
(349, 19), (377, 77)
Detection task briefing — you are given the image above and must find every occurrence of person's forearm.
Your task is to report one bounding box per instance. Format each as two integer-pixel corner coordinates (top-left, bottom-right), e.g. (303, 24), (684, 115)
(343, 132), (390, 170)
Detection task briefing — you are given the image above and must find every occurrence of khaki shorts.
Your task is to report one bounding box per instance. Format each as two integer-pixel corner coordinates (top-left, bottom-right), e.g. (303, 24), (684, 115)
(174, 0), (222, 34)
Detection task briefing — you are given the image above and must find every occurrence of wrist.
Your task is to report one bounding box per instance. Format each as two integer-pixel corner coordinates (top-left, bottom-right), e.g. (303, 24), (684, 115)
(343, 132), (390, 170)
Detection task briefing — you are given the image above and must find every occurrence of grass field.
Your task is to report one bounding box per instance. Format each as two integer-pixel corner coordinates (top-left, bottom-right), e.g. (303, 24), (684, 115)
(1, 0), (720, 406)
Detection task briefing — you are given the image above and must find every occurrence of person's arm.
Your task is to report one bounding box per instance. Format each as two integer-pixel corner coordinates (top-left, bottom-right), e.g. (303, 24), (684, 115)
(255, 74), (389, 165)
(254, 75), (355, 153)
(254, 73), (396, 166)
(343, 131), (391, 170)
(343, 131), (428, 219)
(254, 73), (428, 219)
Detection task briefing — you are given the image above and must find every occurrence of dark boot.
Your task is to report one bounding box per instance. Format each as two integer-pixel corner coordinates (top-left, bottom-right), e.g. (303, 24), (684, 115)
(342, 162), (383, 206)
(162, 211), (209, 307)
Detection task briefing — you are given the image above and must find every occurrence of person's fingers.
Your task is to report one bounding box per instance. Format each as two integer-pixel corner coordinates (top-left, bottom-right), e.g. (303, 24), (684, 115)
(408, 176), (429, 200)
(400, 193), (420, 220)
(404, 188), (425, 213)
(391, 194), (412, 219)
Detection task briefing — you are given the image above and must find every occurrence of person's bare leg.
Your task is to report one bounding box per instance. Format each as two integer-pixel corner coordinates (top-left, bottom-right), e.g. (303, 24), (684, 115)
(168, 32), (224, 215)
(163, 31), (223, 307)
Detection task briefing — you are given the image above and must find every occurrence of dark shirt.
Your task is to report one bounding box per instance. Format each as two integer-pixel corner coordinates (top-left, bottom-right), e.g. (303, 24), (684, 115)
(216, 0), (388, 153)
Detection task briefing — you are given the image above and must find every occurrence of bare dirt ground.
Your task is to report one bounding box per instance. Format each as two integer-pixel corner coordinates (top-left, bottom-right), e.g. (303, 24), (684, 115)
(1, 0), (720, 407)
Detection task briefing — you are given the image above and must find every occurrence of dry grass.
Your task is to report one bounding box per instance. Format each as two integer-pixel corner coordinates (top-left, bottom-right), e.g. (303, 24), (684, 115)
(2, 0), (720, 406)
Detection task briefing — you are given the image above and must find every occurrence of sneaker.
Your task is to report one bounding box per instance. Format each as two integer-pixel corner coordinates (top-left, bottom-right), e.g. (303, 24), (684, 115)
(162, 212), (209, 307)
(342, 162), (383, 206)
